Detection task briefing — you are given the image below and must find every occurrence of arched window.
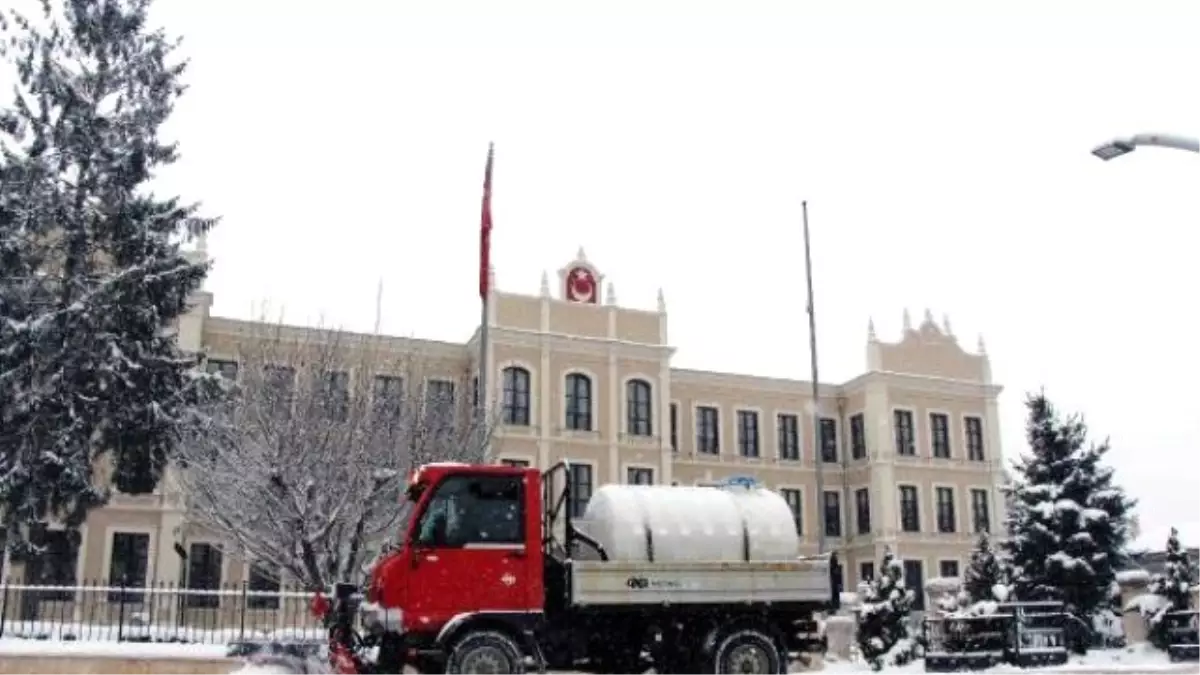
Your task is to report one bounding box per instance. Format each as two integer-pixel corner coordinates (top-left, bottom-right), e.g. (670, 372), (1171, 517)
(626, 379), (653, 437)
(564, 373), (593, 431)
(501, 366), (531, 426)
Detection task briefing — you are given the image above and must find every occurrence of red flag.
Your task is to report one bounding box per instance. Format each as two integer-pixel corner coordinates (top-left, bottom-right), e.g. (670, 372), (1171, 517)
(479, 142), (494, 300)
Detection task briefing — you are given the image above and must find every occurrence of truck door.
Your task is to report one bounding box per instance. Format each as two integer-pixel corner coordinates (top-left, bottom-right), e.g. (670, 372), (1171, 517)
(407, 472), (535, 625)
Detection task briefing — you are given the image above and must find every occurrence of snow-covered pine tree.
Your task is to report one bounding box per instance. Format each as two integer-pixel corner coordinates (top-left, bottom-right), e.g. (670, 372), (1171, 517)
(963, 532), (1003, 604)
(1129, 527), (1195, 649)
(0, 0), (218, 555)
(1151, 527), (1195, 612)
(856, 548), (919, 671)
(1002, 392), (1137, 628)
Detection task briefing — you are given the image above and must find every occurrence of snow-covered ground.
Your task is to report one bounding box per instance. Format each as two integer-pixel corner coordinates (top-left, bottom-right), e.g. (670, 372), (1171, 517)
(1, 638), (1194, 674)
(822, 645), (1196, 674)
(0, 637), (228, 660)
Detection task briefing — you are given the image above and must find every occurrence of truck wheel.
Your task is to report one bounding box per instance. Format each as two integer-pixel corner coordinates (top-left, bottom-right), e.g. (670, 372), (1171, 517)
(445, 630), (526, 674)
(710, 627), (786, 674)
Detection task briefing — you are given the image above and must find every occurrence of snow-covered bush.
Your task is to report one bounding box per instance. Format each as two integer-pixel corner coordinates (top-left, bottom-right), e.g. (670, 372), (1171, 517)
(963, 532), (1006, 603)
(855, 549), (920, 671)
(1125, 527), (1195, 649)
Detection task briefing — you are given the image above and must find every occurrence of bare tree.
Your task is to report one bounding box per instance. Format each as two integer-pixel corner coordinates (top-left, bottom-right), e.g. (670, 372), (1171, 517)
(175, 320), (493, 591)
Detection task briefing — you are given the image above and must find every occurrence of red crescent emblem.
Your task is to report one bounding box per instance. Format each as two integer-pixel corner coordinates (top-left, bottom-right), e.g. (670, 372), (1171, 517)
(568, 268), (596, 303)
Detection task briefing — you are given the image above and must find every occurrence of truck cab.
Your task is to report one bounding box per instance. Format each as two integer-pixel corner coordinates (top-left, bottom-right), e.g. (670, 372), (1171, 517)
(364, 463), (546, 667)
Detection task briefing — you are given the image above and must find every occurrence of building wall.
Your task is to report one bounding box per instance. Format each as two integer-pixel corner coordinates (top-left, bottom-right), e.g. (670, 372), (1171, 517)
(1, 249), (1007, 611)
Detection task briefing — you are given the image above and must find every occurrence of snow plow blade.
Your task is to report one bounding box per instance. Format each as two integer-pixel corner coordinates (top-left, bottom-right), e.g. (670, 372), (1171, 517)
(227, 639), (328, 674)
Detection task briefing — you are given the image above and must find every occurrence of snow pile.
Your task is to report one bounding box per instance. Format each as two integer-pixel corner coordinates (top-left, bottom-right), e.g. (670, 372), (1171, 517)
(925, 576), (961, 594)
(1116, 569), (1152, 584)
(0, 638), (228, 660)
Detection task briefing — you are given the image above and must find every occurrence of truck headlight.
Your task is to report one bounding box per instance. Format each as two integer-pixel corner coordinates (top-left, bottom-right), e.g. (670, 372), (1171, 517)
(359, 602), (404, 634)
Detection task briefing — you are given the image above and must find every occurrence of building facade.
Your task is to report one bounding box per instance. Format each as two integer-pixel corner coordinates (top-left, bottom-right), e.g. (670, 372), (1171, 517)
(1, 248), (1007, 613)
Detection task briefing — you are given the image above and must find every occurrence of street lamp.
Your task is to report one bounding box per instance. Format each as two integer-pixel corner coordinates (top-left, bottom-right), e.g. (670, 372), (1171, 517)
(1091, 133), (1200, 161)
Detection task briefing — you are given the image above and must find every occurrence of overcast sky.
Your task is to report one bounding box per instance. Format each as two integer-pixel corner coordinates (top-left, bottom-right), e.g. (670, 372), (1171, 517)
(141, 0), (1198, 546)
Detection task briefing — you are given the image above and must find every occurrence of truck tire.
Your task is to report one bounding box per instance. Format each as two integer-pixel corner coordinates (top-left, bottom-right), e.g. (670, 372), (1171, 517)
(445, 630), (526, 674)
(709, 627), (786, 674)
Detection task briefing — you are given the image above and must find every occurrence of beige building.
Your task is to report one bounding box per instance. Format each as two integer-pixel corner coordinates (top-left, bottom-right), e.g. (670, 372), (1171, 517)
(1, 247), (1006, 616)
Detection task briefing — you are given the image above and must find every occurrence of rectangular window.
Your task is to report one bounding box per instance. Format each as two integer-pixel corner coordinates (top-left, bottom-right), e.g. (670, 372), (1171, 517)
(930, 413), (950, 458)
(737, 410), (760, 458)
(669, 403), (679, 452)
(425, 379), (456, 428)
(264, 365), (295, 418)
(899, 485), (920, 532)
(903, 560), (926, 610)
(860, 561), (875, 584)
(372, 375), (404, 420)
(500, 458), (531, 468)
(939, 560), (960, 579)
(780, 488), (803, 535)
(971, 488), (991, 533)
(207, 359), (238, 381)
(855, 488), (871, 535)
(823, 491), (842, 537)
(936, 486), (957, 533)
(894, 410), (915, 456)
(247, 562), (281, 610)
(965, 416), (985, 461)
(26, 528), (77, 602)
(320, 370), (350, 421)
(627, 467), (654, 485)
(696, 406), (720, 454)
(569, 463), (593, 519)
(564, 374), (592, 432)
(107, 532), (150, 603)
(819, 417), (838, 463)
(850, 413), (866, 459)
(777, 413), (799, 461)
(186, 542), (223, 609)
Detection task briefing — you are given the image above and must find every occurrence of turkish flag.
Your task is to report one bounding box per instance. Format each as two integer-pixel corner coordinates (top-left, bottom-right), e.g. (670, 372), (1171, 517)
(479, 142), (494, 300)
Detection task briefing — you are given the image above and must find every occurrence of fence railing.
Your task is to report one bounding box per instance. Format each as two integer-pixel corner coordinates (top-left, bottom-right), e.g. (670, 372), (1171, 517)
(0, 578), (325, 644)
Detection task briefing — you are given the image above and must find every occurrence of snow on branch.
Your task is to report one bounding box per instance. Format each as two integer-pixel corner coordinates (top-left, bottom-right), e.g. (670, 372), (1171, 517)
(174, 319), (497, 591)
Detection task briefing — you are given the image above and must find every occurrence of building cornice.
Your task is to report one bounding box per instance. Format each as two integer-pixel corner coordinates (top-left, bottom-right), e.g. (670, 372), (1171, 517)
(489, 325), (675, 361)
(203, 317), (468, 360)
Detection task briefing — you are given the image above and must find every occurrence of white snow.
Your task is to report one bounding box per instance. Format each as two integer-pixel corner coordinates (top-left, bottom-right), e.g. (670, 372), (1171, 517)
(229, 665), (300, 675)
(0, 638), (228, 660)
(1115, 568), (1152, 584)
(925, 576), (961, 593)
(822, 644), (1195, 673)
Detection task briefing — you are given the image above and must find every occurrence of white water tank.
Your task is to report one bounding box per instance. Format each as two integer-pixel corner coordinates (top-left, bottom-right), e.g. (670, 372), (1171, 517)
(576, 483), (800, 563)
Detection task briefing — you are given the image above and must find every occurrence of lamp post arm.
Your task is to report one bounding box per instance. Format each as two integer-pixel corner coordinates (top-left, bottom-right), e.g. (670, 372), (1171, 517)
(1127, 133), (1200, 154)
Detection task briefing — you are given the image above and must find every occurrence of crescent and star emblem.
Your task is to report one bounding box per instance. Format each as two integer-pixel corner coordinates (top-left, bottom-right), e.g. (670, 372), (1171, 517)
(501, 573), (516, 587)
(569, 268), (595, 303)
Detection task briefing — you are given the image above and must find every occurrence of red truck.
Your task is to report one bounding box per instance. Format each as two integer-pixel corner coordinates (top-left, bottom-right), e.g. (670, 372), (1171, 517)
(303, 460), (841, 674)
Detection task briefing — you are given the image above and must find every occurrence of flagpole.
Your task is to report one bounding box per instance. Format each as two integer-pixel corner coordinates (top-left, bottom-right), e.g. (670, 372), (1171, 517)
(803, 200), (827, 556)
(478, 143), (495, 463)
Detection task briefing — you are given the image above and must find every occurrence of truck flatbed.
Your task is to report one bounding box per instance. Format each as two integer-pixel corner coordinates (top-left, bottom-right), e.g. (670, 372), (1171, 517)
(569, 557), (832, 606)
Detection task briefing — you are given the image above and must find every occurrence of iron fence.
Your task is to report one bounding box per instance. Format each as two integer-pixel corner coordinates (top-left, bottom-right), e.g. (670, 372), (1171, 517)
(0, 578), (325, 645)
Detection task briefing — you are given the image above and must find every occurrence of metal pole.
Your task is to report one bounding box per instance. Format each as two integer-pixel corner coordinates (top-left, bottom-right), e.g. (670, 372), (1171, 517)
(803, 200), (827, 555)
